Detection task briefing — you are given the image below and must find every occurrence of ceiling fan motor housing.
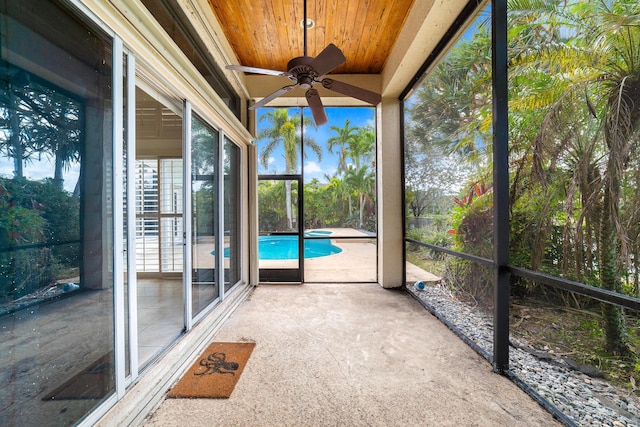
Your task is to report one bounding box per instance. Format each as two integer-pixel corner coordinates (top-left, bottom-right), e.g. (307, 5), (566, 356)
(287, 56), (317, 88)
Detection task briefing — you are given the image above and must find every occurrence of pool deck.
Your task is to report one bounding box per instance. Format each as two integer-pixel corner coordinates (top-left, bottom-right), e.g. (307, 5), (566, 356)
(193, 228), (440, 284)
(257, 228), (441, 284)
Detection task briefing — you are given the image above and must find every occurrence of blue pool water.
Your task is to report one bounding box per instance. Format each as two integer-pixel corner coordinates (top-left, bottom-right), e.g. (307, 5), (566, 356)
(220, 232), (342, 260)
(304, 230), (332, 237)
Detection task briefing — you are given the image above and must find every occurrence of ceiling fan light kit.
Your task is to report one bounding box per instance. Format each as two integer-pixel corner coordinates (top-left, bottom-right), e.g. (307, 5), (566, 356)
(225, 0), (382, 126)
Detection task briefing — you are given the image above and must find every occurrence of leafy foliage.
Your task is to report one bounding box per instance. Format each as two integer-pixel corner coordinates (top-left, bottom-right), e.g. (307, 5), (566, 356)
(0, 178), (79, 302)
(405, 0), (640, 360)
(257, 115), (377, 233)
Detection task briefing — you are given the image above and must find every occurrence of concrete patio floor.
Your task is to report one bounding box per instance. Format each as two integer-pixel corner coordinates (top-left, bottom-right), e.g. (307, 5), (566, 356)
(143, 283), (561, 426)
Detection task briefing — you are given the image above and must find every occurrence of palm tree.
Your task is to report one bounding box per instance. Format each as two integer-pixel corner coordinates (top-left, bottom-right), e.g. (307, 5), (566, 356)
(348, 125), (375, 171)
(326, 121), (376, 226)
(1, 79), (82, 188)
(405, 0), (638, 356)
(257, 108), (321, 229)
(0, 83), (27, 179)
(327, 119), (358, 175)
(407, 24), (493, 162)
(587, 1), (640, 357)
(348, 125), (375, 228)
(46, 97), (82, 190)
(326, 174), (351, 218)
(345, 165), (375, 229)
(508, 0), (640, 356)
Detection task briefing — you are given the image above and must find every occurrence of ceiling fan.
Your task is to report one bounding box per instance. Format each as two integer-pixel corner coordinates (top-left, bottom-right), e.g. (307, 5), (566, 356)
(225, 0), (381, 126)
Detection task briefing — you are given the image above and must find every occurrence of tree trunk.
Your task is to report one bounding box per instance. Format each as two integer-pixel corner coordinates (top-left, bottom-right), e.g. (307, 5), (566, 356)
(285, 180), (293, 230)
(10, 92), (23, 179)
(599, 172), (630, 356)
(53, 141), (64, 190)
(358, 192), (364, 229)
(634, 253), (639, 297)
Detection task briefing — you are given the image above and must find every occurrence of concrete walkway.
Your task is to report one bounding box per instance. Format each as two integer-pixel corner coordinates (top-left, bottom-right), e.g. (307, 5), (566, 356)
(144, 283), (561, 426)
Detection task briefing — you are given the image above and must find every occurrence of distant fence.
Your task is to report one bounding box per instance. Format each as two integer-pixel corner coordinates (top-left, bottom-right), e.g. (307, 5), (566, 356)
(406, 217), (432, 229)
(0, 240), (81, 302)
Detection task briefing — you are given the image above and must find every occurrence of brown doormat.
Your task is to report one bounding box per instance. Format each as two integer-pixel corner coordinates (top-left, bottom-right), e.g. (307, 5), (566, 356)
(168, 342), (256, 399)
(43, 353), (113, 400)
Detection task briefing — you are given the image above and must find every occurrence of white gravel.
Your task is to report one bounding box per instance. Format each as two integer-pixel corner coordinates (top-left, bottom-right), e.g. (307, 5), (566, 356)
(407, 282), (640, 427)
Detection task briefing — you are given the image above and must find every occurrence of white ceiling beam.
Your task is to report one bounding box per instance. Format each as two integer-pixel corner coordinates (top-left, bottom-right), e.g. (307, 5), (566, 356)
(381, 0), (475, 98)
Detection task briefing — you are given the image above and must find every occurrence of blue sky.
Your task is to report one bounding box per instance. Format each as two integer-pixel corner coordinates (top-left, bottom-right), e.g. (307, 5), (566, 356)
(1, 106), (375, 191)
(256, 106), (376, 183)
(0, 153), (80, 193)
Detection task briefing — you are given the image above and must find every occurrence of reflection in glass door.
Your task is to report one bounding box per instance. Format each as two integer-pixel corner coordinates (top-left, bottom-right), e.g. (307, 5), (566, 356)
(0, 3), (116, 422)
(258, 176), (302, 282)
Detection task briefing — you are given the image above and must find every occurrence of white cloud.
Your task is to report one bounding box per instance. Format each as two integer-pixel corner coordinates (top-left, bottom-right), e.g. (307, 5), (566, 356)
(304, 161), (322, 173)
(323, 166), (337, 178)
(0, 160), (13, 178)
(268, 156), (276, 164)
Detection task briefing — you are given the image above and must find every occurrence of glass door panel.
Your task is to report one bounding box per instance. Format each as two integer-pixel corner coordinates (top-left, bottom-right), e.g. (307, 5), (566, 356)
(191, 116), (219, 315)
(224, 138), (241, 292)
(135, 87), (184, 369)
(0, 3), (116, 422)
(258, 176), (302, 282)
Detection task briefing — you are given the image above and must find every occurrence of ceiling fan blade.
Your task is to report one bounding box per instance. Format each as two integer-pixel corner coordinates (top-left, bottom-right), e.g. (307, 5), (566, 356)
(321, 78), (382, 105)
(309, 43), (346, 76)
(305, 89), (328, 126)
(226, 64), (291, 78)
(249, 85), (297, 110)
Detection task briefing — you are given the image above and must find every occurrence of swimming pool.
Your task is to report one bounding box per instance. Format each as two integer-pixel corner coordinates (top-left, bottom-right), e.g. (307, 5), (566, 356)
(304, 230), (333, 237)
(220, 232), (342, 260)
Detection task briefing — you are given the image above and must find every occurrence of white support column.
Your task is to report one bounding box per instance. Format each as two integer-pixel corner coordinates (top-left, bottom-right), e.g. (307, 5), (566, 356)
(376, 97), (404, 288)
(247, 112), (259, 286)
(248, 143), (259, 285)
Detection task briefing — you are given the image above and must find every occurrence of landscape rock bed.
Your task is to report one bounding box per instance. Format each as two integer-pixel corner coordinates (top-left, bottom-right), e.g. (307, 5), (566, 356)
(407, 282), (640, 427)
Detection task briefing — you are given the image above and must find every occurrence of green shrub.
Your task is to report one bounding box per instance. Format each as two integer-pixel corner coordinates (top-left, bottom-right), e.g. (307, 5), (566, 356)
(0, 178), (79, 301)
(445, 184), (494, 306)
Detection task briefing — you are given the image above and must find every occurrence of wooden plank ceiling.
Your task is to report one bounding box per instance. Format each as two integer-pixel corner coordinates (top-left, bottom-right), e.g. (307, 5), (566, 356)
(207, 0), (416, 74)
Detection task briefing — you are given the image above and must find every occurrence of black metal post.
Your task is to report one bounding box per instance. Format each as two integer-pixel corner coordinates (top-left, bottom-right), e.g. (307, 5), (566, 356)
(303, 0), (308, 57)
(492, 0), (510, 373)
(299, 107), (305, 282)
